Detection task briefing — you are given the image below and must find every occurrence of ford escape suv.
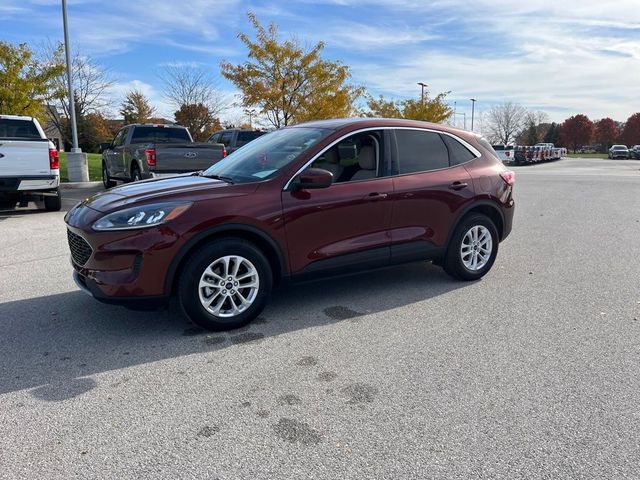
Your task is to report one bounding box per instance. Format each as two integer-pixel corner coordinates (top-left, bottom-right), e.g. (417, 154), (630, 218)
(65, 118), (515, 331)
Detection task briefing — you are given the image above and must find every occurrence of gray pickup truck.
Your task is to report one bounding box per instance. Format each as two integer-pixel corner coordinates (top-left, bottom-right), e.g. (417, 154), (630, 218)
(206, 128), (266, 155)
(101, 124), (226, 188)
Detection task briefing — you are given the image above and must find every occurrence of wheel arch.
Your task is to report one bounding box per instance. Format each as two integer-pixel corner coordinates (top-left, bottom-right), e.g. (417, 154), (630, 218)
(164, 224), (288, 296)
(450, 200), (505, 242)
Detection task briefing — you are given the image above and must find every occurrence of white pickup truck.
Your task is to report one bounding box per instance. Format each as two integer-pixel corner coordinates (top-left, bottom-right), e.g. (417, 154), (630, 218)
(0, 115), (61, 211)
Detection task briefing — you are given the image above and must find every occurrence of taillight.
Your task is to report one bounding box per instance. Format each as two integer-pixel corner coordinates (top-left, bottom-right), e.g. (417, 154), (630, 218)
(49, 148), (59, 170)
(145, 148), (156, 167)
(500, 171), (515, 186)
(222, 147), (228, 158)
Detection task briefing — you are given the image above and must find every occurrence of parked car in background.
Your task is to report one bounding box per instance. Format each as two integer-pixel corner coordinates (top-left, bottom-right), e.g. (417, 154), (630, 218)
(629, 145), (640, 159)
(514, 146), (527, 165)
(66, 118), (515, 331)
(608, 145), (630, 159)
(206, 129), (266, 155)
(101, 124), (227, 189)
(535, 143), (561, 160)
(0, 115), (61, 211)
(491, 144), (515, 164)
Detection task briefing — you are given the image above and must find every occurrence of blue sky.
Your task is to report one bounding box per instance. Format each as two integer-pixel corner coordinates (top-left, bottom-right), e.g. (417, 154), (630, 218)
(1, 0), (639, 128)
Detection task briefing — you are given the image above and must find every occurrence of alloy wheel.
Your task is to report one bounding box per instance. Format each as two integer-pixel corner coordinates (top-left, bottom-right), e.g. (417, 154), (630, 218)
(460, 225), (493, 271)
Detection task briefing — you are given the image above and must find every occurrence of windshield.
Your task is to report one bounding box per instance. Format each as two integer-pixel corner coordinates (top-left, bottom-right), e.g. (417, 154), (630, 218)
(203, 127), (330, 183)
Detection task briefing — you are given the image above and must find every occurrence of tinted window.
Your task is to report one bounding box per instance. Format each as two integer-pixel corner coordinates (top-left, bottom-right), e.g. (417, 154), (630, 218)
(0, 119), (41, 139)
(130, 127), (191, 143)
(442, 134), (476, 166)
(395, 130), (448, 173)
(208, 133), (221, 144)
(112, 128), (127, 147)
(237, 131), (265, 146)
(220, 131), (233, 146)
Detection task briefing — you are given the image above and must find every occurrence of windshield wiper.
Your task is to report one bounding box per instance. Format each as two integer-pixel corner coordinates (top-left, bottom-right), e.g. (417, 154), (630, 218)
(203, 173), (234, 184)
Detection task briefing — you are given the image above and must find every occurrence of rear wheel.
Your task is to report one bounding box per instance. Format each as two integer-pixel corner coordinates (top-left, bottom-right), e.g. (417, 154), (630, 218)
(443, 213), (498, 281)
(178, 238), (272, 331)
(131, 164), (142, 182)
(44, 187), (62, 211)
(102, 162), (116, 188)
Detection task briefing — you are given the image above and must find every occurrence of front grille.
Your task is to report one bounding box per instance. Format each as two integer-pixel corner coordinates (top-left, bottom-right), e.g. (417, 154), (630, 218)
(67, 229), (93, 266)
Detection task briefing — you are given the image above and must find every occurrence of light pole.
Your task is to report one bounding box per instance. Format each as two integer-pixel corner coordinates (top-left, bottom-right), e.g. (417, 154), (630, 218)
(61, 0), (88, 182)
(417, 82), (428, 107)
(244, 108), (256, 129)
(470, 98), (477, 131)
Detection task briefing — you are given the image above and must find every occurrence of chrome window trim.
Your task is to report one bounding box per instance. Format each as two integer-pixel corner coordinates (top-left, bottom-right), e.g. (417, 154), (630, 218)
(283, 126), (481, 191)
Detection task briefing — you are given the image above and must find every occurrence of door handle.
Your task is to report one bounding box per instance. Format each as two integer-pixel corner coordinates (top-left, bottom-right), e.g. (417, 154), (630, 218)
(365, 192), (388, 201)
(449, 181), (468, 191)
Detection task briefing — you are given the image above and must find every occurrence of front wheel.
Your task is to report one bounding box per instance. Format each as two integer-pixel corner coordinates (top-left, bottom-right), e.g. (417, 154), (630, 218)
(443, 213), (499, 281)
(102, 162), (116, 188)
(178, 238), (273, 331)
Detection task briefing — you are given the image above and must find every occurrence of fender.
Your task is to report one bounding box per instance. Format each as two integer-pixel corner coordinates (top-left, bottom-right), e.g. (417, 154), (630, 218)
(163, 223), (288, 295)
(445, 199), (507, 247)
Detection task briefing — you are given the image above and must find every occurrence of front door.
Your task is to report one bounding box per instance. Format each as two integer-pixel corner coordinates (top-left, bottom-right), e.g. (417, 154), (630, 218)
(281, 130), (394, 276)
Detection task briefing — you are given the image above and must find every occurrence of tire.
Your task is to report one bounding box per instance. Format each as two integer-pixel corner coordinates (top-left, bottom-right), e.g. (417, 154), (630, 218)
(443, 213), (499, 281)
(131, 164), (142, 182)
(44, 187), (62, 212)
(102, 162), (116, 188)
(178, 238), (273, 331)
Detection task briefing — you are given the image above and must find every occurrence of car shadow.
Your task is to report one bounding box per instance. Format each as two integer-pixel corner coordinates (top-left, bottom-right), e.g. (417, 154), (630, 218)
(0, 262), (470, 400)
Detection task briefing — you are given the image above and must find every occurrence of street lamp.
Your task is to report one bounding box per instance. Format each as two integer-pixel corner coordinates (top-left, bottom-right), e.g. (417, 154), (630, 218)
(417, 82), (428, 106)
(61, 0), (88, 182)
(470, 98), (477, 131)
(244, 108), (257, 129)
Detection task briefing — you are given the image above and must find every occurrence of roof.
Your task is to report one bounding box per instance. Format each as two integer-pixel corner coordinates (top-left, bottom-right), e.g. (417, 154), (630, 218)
(0, 115), (35, 121)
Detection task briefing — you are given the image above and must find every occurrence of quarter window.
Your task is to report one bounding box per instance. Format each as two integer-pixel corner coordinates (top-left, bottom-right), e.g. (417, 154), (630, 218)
(395, 130), (449, 174)
(441, 134), (475, 166)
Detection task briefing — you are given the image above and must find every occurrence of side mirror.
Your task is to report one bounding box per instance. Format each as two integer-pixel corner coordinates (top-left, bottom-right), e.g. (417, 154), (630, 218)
(293, 168), (333, 190)
(99, 142), (112, 153)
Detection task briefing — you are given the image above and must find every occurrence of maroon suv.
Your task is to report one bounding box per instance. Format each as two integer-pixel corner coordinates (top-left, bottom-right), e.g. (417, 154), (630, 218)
(65, 118), (514, 330)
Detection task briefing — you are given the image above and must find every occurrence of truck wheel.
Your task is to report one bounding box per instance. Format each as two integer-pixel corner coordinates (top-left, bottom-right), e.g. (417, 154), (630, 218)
(102, 162), (116, 188)
(131, 165), (142, 182)
(44, 188), (62, 212)
(178, 238), (273, 331)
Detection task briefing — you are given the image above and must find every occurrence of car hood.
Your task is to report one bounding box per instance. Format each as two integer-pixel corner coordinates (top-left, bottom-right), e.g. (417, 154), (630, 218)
(81, 175), (257, 213)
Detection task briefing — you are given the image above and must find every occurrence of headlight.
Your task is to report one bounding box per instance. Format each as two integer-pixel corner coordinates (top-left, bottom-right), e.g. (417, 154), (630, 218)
(93, 202), (192, 231)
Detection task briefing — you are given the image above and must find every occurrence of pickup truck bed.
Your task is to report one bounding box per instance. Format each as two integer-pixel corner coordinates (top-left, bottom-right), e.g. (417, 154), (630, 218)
(0, 115), (61, 211)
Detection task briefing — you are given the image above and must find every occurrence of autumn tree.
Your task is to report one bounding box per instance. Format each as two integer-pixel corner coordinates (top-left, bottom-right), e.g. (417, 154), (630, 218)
(363, 91), (452, 123)
(486, 102), (527, 144)
(620, 113), (640, 146)
(559, 114), (594, 153)
(44, 45), (114, 149)
(120, 89), (155, 124)
(594, 117), (619, 151)
(174, 103), (222, 141)
(0, 41), (65, 119)
(221, 12), (363, 128)
(77, 112), (112, 152)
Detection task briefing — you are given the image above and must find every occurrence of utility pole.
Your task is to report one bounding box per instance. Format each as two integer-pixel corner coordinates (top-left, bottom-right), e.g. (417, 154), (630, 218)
(61, 0), (88, 182)
(470, 98), (477, 131)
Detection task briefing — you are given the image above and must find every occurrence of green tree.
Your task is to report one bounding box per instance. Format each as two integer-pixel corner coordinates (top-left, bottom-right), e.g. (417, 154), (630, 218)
(363, 91), (452, 123)
(544, 122), (560, 145)
(0, 41), (65, 119)
(174, 103), (222, 142)
(120, 90), (155, 124)
(221, 12), (363, 128)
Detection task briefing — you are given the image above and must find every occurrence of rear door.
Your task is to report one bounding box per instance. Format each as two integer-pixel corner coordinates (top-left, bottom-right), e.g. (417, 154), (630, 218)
(389, 129), (477, 256)
(281, 129), (394, 275)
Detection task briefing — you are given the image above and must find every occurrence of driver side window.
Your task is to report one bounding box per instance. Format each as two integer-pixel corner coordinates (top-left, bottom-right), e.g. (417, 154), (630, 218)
(311, 131), (383, 184)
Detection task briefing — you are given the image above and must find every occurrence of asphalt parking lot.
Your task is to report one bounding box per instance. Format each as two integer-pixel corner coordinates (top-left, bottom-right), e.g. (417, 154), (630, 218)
(1, 157), (639, 479)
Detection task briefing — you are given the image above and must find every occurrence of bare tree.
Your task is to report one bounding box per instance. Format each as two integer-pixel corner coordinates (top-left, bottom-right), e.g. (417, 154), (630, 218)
(159, 66), (226, 116)
(485, 102), (527, 145)
(43, 44), (114, 147)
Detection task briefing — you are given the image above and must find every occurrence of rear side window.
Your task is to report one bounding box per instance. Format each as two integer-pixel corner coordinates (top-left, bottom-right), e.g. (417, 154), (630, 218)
(0, 119), (41, 139)
(220, 131), (233, 146)
(478, 137), (500, 158)
(441, 134), (476, 166)
(395, 130), (449, 174)
(131, 127), (191, 143)
(237, 131), (264, 146)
